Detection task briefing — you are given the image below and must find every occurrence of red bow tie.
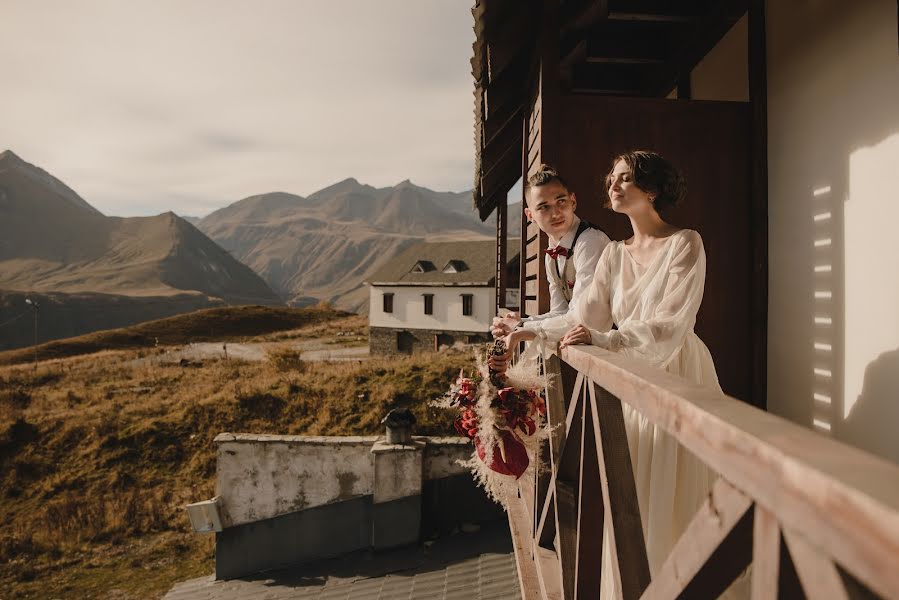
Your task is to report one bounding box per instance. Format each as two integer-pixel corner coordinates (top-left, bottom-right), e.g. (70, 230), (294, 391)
(545, 245), (570, 259)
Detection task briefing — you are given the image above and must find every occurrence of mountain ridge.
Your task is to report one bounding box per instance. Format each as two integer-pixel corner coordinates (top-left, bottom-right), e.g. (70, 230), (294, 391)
(0, 151), (283, 349)
(196, 179), (498, 312)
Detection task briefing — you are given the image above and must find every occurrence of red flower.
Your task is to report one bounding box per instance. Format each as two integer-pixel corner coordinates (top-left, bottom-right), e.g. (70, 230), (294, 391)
(475, 429), (529, 478)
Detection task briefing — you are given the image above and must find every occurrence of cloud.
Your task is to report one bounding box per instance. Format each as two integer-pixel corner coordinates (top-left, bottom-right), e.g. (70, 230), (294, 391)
(0, 0), (477, 217)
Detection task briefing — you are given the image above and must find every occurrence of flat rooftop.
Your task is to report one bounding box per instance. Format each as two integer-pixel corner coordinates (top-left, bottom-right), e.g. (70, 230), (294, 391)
(164, 521), (520, 600)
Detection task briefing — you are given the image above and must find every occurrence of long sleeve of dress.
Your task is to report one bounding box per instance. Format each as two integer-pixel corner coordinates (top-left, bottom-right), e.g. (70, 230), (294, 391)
(579, 230), (707, 368)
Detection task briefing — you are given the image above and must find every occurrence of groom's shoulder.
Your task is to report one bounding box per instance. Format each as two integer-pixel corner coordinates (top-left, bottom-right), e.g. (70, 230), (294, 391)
(578, 225), (611, 249)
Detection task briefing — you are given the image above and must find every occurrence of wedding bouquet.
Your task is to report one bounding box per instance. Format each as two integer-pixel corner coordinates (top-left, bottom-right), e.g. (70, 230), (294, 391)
(435, 339), (550, 507)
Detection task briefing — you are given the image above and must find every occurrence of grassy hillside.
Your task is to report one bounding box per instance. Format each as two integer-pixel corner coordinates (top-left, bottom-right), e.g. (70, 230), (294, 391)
(0, 313), (478, 599)
(0, 305), (350, 366)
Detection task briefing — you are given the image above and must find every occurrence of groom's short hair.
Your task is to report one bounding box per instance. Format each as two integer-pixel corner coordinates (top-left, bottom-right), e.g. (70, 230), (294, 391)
(525, 164), (569, 193)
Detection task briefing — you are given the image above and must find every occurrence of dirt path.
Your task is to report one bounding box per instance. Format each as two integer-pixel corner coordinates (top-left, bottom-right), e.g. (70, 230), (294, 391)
(135, 340), (369, 366)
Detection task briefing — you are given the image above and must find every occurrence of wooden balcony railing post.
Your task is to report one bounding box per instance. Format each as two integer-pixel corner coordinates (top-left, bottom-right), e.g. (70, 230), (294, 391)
(539, 356), (584, 599)
(574, 379), (603, 599)
(750, 505), (779, 600)
(589, 382), (650, 600)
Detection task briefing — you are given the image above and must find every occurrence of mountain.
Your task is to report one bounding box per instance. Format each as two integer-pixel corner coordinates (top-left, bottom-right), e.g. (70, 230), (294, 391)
(0, 150), (282, 349)
(198, 179), (498, 312)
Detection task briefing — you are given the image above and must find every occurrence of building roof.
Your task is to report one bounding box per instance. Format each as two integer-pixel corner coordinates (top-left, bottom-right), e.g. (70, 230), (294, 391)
(368, 239), (519, 286)
(164, 521), (521, 600)
(471, 0), (749, 220)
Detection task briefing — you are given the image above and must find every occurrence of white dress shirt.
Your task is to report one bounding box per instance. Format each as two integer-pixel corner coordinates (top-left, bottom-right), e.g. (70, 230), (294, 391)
(521, 216), (611, 335)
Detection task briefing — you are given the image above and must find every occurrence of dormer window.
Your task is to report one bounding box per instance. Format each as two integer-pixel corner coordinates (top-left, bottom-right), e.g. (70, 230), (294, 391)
(411, 261), (436, 273)
(442, 260), (468, 274)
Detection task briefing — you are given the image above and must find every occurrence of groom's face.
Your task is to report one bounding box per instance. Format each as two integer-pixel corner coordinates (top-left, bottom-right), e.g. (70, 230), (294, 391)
(524, 181), (577, 241)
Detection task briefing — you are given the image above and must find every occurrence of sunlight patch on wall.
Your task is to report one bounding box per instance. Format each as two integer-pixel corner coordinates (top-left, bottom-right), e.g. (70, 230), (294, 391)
(812, 178), (836, 435)
(844, 134), (899, 418)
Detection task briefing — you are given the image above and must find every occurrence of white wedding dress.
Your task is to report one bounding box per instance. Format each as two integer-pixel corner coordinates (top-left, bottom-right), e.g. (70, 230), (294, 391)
(537, 229), (747, 598)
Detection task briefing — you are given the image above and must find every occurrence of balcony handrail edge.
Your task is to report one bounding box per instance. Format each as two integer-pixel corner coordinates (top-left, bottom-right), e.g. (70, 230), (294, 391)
(559, 344), (899, 598)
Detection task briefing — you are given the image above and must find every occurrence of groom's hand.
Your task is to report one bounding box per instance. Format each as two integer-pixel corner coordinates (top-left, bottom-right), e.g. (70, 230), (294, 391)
(490, 311), (521, 339)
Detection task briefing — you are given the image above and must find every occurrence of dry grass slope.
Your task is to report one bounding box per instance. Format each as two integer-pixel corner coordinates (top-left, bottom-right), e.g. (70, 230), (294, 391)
(0, 311), (479, 599)
(0, 305), (350, 366)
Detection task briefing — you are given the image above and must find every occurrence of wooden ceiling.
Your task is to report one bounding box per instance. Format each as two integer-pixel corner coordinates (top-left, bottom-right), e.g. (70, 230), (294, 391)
(472, 0), (749, 219)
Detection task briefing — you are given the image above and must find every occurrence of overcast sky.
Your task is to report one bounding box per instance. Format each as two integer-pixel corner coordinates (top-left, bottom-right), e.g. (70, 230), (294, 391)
(0, 1), (479, 217)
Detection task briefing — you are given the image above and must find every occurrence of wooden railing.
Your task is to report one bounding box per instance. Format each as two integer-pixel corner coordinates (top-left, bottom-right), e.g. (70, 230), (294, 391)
(508, 345), (899, 599)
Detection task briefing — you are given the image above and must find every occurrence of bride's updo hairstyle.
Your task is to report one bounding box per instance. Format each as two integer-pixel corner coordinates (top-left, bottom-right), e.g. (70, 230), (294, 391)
(605, 150), (687, 215)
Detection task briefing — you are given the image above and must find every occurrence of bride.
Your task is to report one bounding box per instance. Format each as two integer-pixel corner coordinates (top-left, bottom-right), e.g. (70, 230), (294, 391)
(500, 150), (745, 597)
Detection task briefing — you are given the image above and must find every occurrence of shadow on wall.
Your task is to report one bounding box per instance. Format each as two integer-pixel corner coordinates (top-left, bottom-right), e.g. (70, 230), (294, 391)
(766, 0), (899, 462)
(837, 348), (899, 463)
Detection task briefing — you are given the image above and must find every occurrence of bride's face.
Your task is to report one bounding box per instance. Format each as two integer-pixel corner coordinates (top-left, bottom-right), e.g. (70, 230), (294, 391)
(607, 159), (654, 214)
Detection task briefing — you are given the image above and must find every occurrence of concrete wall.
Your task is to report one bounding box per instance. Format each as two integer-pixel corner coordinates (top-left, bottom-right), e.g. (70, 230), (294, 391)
(368, 285), (493, 332)
(214, 433), (473, 527)
(215, 434), (378, 527)
(766, 0), (899, 462)
(211, 434), (488, 579)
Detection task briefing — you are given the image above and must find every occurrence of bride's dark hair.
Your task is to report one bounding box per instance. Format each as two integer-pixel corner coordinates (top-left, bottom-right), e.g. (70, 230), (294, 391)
(605, 150), (687, 214)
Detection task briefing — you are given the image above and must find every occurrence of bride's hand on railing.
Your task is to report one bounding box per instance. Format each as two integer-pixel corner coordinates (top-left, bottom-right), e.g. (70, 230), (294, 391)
(559, 325), (591, 350)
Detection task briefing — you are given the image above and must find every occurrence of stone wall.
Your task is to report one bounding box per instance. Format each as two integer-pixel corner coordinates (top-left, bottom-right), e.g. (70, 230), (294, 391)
(369, 326), (490, 356)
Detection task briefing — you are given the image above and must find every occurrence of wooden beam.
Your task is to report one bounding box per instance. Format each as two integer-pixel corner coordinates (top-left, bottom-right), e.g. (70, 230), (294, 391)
(484, 51), (530, 121)
(555, 478), (579, 599)
(536, 481), (557, 548)
(569, 87), (643, 96)
(487, 8), (533, 84)
(480, 136), (523, 209)
(748, 0), (768, 410)
(570, 62), (657, 96)
(496, 196), (507, 314)
(559, 39), (586, 89)
(534, 0), (559, 317)
(574, 384), (604, 599)
(484, 97), (522, 148)
(561, 0), (609, 35)
(750, 505), (780, 600)
(534, 545), (564, 600)
(544, 354), (569, 462)
(641, 478), (752, 598)
(583, 22), (676, 63)
(607, 11), (696, 23)
(783, 528), (851, 600)
(586, 56), (664, 65)
(481, 107), (523, 175)
(588, 383), (650, 599)
(507, 488), (544, 600)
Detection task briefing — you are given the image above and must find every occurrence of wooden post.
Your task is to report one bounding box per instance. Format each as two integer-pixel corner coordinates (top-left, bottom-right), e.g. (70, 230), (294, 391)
(748, 0), (768, 410)
(588, 382), (650, 599)
(751, 505), (780, 600)
(496, 197), (508, 314)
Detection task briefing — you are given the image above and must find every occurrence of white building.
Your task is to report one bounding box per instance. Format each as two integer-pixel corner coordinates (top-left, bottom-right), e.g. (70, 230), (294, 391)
(367, 239), (519, 355)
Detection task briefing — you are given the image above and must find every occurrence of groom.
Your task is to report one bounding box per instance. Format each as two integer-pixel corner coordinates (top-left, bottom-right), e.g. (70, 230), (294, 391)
(490, 165), (610, 366)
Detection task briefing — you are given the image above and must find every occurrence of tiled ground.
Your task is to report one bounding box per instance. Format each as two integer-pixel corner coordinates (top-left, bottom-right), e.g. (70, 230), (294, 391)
(164, 522), (521, 600)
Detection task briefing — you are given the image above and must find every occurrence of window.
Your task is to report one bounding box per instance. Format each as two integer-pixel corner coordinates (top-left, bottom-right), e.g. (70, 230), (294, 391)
(442, 260), (468, 273)
(383, 293), (394, 313)
(411, 261), (436, 273)
(461, 294), (473, 316)
(423, 293), (434, 315)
